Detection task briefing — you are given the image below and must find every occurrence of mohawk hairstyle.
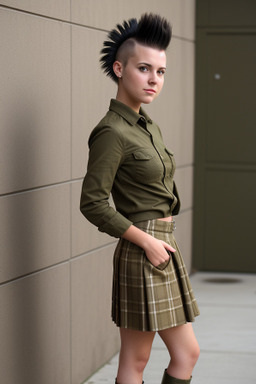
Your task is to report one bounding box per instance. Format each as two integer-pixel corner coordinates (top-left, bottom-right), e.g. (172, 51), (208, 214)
(136, 13), (172, 51)
(100, 13), (172, 83)
(100, 18), (138, 82)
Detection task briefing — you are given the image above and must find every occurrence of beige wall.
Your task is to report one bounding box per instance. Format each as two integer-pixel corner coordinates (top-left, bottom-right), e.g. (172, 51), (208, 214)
(0, 1), (195, 383)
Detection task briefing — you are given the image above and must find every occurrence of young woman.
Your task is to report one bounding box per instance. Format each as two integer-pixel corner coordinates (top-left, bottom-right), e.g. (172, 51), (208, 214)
(80, 13), (200, 384)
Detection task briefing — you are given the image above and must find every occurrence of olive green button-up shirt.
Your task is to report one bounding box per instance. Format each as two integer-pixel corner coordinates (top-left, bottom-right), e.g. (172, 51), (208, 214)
(80, 99), (180, 238)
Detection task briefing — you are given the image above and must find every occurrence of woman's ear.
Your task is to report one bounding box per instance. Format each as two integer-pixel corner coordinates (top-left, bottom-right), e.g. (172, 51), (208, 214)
(113, 61), (123, 79)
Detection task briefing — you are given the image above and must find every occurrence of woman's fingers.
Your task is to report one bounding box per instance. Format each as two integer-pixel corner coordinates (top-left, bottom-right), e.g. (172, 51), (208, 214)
(161, 241), (176, 253)
(144, 239), (177, 267)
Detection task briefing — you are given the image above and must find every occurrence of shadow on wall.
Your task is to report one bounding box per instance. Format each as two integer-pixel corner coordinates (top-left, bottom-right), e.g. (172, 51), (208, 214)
(3, 94), (40, 279)
(1, 96), (52, 383)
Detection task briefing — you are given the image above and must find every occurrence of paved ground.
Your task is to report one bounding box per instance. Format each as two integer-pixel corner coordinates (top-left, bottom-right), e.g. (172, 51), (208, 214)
(83, 272), (256, 384)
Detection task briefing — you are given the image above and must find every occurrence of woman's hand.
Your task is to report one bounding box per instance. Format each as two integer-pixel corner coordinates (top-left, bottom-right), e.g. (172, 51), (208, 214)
(122, 224), (176, 267)
(143, 237), (176, 267)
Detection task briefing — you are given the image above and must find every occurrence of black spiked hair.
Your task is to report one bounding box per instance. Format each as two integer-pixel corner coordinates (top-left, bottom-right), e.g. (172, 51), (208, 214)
(100, 18), (138, 82)
(136, 13), (171, 51)
(100, 13), (172, 83)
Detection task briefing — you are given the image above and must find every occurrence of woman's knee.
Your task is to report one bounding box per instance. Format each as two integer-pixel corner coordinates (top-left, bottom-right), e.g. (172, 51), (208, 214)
(119, 328), (154, 373)
(159, 324), (200, 369)
(122, 346), (151, 373)
(169, 347), (199, 374)
(177, 340), (200, 369)
(137, 348), (152, 371)
(188, 341), (200, 366)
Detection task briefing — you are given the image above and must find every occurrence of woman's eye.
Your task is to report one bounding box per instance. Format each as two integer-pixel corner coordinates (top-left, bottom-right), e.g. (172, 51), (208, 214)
(158, 70), (165, 76)
(139, 66), (148, 72)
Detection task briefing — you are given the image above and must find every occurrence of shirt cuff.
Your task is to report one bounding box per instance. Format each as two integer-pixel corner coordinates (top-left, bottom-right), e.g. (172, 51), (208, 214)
(98, 212), (132, 238)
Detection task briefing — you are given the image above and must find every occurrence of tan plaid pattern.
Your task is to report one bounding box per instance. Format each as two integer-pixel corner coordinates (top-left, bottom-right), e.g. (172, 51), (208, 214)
(112, 219), (200, 331)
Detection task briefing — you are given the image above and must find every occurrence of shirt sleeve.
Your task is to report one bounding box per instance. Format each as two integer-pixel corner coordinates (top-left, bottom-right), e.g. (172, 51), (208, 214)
(80, 125), (132, 238)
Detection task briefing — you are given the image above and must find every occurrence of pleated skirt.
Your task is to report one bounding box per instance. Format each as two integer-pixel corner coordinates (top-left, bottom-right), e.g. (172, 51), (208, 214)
(112, 219), (200, 332)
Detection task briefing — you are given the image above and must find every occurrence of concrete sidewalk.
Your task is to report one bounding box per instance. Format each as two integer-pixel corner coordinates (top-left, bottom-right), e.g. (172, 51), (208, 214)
(83, 272), (256, 384)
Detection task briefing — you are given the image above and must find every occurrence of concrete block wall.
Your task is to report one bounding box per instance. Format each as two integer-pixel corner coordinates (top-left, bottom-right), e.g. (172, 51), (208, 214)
(0, 1), (195, 383)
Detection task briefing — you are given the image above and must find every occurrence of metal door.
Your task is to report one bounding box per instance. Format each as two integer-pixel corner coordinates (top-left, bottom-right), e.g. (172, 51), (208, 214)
(194, 31), (256, 272)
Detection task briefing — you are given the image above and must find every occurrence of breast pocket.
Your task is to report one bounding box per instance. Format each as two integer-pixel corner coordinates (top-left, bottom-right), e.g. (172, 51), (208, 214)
(132, 148), (163, 183)
(164, 148), (176, 177)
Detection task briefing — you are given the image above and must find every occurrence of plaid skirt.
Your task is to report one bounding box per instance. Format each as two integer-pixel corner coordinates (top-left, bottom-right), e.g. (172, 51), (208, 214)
(112, 219), (200, 331)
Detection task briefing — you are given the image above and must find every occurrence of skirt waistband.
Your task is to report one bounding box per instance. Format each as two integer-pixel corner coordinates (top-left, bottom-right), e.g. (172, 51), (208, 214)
(134, 218), (176, 233)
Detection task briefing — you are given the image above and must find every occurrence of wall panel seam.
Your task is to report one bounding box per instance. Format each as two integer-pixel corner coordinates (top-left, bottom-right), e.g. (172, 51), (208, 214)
(172, 35), (195, 43)
(0, 4), (71, 23)
(0, 260), (71, 288)
(0, 180), (76, 198)
(0, 168), (194, 197)
(179, 207), (193, 215)
(0, 5), (197, 41)
(0, 4), (108, 33)
(71, 241), (118, 261)
(72, 241), (118, 259)
(176, 164), (194, 170)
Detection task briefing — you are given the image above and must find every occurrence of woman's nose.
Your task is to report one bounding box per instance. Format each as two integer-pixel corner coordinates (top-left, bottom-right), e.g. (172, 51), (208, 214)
(148, 71), (157, 84)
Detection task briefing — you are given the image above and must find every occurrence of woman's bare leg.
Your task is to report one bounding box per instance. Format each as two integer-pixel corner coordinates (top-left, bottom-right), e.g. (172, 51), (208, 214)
(116, 328), (156, 384)
(158, 323), (200, 380)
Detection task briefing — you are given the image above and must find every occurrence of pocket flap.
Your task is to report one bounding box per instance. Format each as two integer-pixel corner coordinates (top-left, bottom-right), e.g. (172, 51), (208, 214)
(165, 148), (174, 156)
(133, 150), (154, 160)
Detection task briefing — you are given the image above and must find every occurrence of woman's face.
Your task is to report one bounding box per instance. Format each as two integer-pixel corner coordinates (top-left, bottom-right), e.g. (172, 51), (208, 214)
(115, 43), (167, 112)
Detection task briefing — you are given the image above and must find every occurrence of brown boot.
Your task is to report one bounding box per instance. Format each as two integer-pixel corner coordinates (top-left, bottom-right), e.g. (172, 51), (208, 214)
(161, 370), (191, 384)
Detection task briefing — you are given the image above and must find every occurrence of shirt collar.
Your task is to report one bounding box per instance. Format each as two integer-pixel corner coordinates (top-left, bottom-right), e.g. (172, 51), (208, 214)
(109, 99), (153, 126)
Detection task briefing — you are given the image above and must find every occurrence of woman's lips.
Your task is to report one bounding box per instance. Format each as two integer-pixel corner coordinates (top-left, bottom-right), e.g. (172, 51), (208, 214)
(144, 89), (156, 94)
